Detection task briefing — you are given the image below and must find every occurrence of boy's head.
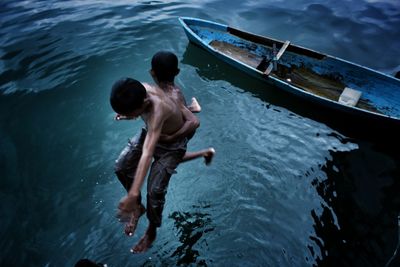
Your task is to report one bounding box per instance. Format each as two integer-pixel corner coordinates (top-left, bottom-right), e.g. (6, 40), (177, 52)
(110, 78), (146, 116)
(151, 51), (180, 83)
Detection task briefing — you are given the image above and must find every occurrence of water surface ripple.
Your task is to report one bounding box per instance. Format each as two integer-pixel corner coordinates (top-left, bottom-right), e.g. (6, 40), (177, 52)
(1, 0), (399, 266)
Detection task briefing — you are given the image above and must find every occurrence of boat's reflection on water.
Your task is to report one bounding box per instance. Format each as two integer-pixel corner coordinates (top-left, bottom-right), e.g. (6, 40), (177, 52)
(182, 43), (400, 266)
(311, 142), (400, 266)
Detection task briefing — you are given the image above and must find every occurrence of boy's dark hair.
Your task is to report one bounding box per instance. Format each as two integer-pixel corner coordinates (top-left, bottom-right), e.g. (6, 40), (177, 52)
(151, 51), (179, 83)
(110, 78), (146, 115)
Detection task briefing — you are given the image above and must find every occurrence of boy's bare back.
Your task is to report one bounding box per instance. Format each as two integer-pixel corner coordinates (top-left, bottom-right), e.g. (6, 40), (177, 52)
(142, 83), (185, 136)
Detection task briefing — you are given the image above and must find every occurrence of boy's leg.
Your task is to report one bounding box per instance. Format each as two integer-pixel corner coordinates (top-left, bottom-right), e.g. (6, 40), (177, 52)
(114, 128), (147, 235)
(185, 97), (215, 164)
(131, 222), (157, 253)
(182, 147), (215, 165)
(114, 128), (146, 191)
(114, 144), (141, 192)
(146, 149), (184, 227)
(131, 149), (185, 253)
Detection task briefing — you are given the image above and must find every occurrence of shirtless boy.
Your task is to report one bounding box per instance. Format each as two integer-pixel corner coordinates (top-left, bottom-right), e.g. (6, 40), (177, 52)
(116, 51), (214, 164)
(110, 78), (204, 253)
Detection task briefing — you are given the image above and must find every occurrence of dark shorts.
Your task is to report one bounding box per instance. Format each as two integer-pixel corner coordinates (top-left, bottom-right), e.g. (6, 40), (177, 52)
(114, 128), (187, 227)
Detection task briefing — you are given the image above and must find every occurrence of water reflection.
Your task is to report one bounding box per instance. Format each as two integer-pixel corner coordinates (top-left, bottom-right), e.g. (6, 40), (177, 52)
(1, 0), (399, 265)
(168, 204), (214, 266)
(310, 141), (400, 266)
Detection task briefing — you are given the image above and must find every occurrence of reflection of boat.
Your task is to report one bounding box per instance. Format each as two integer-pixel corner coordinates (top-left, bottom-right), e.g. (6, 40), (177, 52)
(179, 17), (400, 125)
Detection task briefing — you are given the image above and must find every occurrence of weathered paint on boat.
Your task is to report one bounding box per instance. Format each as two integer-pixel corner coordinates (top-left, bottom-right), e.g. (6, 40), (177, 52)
(179, 17), (400, 125)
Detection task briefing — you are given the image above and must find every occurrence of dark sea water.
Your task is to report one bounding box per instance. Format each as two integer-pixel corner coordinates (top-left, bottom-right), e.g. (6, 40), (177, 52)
(1, 1), (400, 266)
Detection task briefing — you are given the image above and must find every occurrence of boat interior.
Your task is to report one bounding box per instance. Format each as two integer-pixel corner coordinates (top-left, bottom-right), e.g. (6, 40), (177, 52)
(209, 39), (380, 113)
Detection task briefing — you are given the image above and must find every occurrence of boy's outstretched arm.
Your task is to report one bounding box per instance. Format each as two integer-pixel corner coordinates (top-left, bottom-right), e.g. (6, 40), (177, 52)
(117, 111), (164, 215)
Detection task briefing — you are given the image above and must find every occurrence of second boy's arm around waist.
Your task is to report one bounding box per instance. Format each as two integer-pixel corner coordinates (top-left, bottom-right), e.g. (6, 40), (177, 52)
(159, 105), (199, 143)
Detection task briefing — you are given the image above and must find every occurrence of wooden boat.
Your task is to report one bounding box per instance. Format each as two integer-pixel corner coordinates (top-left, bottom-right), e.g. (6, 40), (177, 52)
(179, 17), (400, 126)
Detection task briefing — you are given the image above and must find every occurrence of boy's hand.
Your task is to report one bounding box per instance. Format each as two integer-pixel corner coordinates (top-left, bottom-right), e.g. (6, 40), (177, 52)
(115, 114), (124, 120)
(117, 195), (146, 237)
(115, 114), (136, 120)
(116, 195), (140, 222)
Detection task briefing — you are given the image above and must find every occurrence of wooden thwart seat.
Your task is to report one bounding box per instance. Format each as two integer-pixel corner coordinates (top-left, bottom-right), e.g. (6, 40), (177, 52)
(264, 40), (290, 75)
(338, 87), (362, 107)
(209, 39), (291, 76)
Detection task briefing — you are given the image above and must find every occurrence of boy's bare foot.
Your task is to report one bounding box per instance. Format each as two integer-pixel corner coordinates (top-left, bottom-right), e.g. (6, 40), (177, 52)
(131, 225), (157, 253)
(189, 97), (201, 113)
(124, 204), (146, 236)
(204, 148), (215, 165)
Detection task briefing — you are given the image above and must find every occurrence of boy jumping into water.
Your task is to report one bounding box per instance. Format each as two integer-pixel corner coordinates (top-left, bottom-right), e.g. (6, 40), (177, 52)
(150, 51), (214, 163)
(111, 78), (195, 253)
(116, 51), (214, 165)
(111, 52), (214, 253)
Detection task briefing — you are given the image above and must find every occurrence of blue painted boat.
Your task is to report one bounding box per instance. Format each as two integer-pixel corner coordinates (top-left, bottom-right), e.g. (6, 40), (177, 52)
(179, 17), (400, 126)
